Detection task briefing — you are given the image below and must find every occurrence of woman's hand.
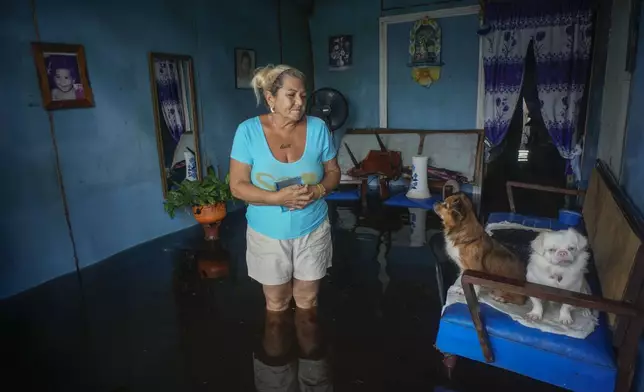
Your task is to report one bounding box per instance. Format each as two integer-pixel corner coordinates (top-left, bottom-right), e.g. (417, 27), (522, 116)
(273, 185), (315, 210)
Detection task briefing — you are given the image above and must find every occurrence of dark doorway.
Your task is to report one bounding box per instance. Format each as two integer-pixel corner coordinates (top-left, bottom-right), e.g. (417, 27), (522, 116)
(482, 40), (568, 218)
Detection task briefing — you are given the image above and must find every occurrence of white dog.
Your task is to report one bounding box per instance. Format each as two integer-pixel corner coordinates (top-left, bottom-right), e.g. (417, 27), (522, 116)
(526, 228), (590, 325)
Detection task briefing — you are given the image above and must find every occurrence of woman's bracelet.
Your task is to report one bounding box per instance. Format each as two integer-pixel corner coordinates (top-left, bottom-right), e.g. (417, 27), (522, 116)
(316, 183), (326, 199)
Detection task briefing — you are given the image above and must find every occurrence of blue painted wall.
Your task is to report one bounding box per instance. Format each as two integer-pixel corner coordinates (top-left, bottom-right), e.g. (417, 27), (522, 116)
(310, 0), (481, 148)
(0, 0), (280, 299)
(280, 0), (315, 92)
(310, 0), (381, 133)
(619, 5), (644, 385)
(579, 0), (612, 187)
(387, 15), (480, 129)
(621, 1), (644, 214)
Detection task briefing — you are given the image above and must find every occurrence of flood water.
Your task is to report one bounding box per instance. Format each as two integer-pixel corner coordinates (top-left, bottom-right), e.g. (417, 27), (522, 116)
(2, 198), (562, 391)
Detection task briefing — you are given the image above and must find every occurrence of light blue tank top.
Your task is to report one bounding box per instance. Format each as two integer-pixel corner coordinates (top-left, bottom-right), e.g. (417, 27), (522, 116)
(230, 116), (337, 240)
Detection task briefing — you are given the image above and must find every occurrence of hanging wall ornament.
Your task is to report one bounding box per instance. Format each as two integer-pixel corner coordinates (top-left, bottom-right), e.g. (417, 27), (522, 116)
(408, 17), (443, 88)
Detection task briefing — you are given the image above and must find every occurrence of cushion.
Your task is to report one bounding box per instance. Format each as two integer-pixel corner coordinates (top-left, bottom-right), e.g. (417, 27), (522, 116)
(487, 212), (571, 231)
(384, 192), (442, 209)
(436, 303), (616, 392)
(383, 183), (476, 209)
(324, 190), (361, 201)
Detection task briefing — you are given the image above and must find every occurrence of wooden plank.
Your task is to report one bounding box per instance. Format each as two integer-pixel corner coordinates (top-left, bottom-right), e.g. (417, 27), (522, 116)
(347, 128), (483, 135)
(461, 270), (643, 317)
(462, 281), (495, 363)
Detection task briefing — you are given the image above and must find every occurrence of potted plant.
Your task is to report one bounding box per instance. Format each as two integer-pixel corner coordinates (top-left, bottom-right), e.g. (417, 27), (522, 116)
(164, 166), (234, 241)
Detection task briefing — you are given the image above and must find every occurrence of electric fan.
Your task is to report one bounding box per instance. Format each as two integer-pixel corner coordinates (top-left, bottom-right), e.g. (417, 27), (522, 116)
(306, 87), (349, 132)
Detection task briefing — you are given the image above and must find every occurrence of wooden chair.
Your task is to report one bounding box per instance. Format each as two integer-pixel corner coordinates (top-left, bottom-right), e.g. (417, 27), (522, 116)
(505, 180), (586, 214)
(434, 160), (644, 392)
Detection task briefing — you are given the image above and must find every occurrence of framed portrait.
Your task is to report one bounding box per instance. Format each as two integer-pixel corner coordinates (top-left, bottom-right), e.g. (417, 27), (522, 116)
(31, 42), (94, 110)
(235, 48), (256, 89)
(329, 35), (353, 71)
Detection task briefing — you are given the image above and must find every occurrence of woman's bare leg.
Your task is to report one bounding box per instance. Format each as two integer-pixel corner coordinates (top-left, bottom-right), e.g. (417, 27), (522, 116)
(263, 308), (293, 358)
(263, 282), (293, 311)
(292, 278), (320, 309)
(295, 306), (321, 358)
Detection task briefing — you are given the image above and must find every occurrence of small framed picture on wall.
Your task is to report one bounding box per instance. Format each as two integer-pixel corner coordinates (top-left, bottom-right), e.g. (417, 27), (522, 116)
(329, 35), (352, 71)
(235, 48), (256, 89)
(31, 42), (94, 110)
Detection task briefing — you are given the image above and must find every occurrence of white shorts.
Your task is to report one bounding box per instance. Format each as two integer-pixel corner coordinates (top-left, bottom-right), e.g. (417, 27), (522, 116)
(246, 219), (333, 285)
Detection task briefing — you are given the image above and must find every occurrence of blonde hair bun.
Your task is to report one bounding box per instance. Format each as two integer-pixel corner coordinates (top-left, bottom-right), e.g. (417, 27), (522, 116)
(251, 64), (305, 107)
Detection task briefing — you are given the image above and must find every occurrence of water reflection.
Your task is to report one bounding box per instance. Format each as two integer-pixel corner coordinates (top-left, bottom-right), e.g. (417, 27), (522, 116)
(6, 195), (551, 391)
(253, 307), (332, 392)
(173, 201), (452, 390)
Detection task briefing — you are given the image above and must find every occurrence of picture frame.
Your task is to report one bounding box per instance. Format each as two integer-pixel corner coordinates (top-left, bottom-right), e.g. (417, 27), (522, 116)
(329, 35), (353, 71)
(234, 48), (256, 89)
(31, 42), (94, 110)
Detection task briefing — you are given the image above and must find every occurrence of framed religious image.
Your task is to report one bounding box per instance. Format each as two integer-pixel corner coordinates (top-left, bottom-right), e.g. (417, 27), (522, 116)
(31, 42), (94, 110)
(235, 48), (256, 89)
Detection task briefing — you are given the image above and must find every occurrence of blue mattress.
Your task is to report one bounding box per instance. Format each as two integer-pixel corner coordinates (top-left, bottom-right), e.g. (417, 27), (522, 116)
(487, 212), (574, 231)
(324, 190), (361, 201)
(384, 192), (441, 209)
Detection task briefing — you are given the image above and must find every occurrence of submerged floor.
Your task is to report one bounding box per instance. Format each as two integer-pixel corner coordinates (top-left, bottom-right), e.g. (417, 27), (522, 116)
(2, 199), (565, 391)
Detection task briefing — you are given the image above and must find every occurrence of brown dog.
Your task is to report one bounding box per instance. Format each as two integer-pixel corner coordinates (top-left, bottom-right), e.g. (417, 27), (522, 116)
(433, 193), (527, 305)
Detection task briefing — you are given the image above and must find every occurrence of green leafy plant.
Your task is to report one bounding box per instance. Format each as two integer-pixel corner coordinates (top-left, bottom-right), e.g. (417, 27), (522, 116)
(164, 166), (234, 218)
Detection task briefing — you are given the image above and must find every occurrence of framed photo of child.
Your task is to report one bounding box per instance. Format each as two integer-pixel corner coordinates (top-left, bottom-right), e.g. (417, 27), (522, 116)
(31, 42), (94, 110)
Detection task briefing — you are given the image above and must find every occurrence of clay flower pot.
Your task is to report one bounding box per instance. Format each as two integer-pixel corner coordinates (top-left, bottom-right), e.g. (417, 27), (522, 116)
(192, 203), (227, 241)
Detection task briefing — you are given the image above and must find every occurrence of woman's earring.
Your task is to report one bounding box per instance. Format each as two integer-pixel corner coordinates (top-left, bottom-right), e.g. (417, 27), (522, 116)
(270, 106), (275, 113)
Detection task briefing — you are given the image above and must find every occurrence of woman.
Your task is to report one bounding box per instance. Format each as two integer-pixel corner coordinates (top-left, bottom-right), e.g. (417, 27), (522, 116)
(229, 64), (341, 312)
